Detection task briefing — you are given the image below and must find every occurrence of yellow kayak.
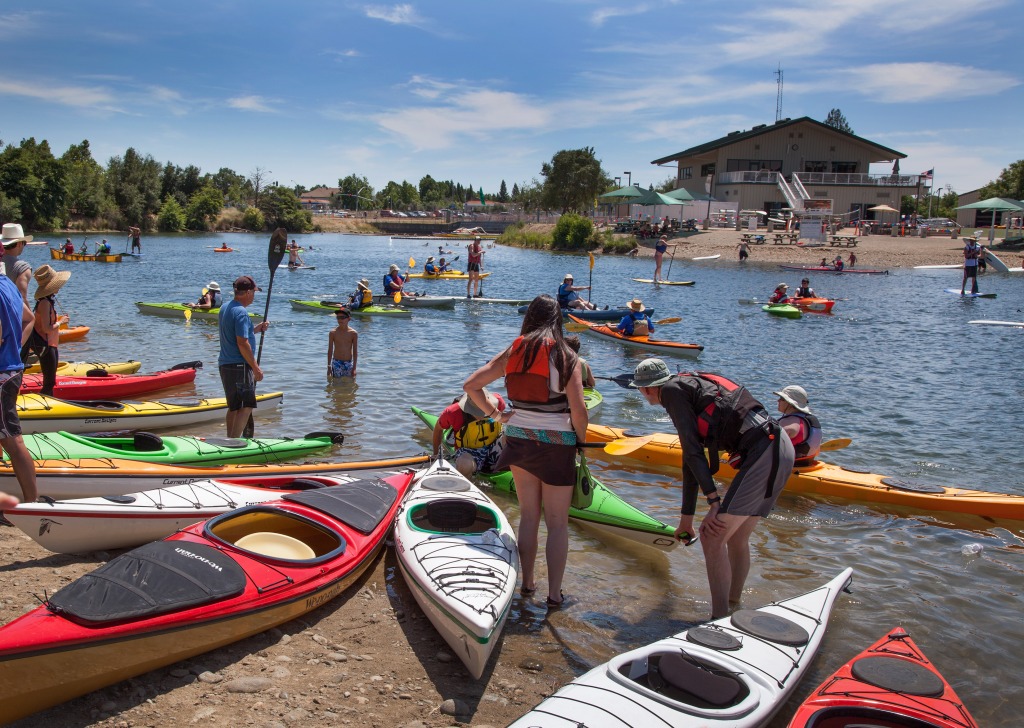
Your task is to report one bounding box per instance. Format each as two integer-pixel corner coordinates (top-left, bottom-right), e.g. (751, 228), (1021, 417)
(585, 424), (1024, 521)
(24, 360), (143, 376)
(408, 271), (492, 280)
(16, 392), (283, 434)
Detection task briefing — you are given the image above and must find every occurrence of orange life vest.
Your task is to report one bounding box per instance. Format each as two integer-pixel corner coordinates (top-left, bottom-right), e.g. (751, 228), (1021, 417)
(504, 336), (570, 412)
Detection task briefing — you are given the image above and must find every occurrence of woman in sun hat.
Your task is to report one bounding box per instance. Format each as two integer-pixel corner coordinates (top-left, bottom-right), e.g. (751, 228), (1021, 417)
(185, 281), (221, 310)
(768, 282), (789, 304)
(350, 278), (372, 309)
(774, 385), (821, 465)
(20, 265), (71, 396)
(616, 298), (654, 337)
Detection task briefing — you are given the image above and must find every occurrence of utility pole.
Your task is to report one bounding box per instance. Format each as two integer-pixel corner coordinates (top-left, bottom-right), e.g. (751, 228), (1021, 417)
(775, 65), (784, 121)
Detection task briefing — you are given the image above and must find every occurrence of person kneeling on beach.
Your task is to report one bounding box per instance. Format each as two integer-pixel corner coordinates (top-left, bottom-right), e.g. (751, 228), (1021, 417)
(431, 390), (506, 478)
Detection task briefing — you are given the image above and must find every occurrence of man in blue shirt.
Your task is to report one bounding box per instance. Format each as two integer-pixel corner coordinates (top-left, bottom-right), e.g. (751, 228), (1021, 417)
(0, 268), (37, 504)
(556, 273), (596, 310)
(218, 275), (269, 437)
(617, 298), (654, 336)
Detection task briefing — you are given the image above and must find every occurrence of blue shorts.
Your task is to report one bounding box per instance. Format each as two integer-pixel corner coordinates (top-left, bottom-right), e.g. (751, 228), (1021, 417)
(456, 438), (504, 474)
(331, 359), (354, 377)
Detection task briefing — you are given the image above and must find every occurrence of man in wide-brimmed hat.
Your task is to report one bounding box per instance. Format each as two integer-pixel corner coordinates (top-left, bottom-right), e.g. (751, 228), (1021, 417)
(1, 223), (34, 304)
(616, 298), (653, 336)
(774, 385), (822, 466)
(349, 278), (372, 309)
(0, 251), (38, 505)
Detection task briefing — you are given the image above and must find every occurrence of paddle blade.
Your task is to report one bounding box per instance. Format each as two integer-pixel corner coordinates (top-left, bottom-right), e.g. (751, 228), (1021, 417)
(393, 291), (402, 304)
(819, 437), (852, 451)
(595, 373), (635, 389)
(183, 307), (192, 322)
(589, 252), (595, 270)
(408, 257), (416, 268)
(655, 317), (682, 325)
(268, 228), (287, 271)
(603, 435), (654, 456)
(564, 322), (589, 333)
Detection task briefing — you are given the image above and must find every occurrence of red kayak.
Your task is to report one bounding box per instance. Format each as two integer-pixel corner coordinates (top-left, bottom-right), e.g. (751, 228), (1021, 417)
(784, 296), (835, 313)
(780, 265), (888, 275)
(20, 360), (201, 399)
(788, 627), (978, 728)
(0, 470), (414, 722)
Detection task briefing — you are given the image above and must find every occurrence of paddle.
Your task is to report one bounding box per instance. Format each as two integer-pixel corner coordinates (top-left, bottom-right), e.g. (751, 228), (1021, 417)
(665, 242), (678, 281)
(395, 256), (415, 303)
(565, 316), (682, 333)
(242, 228), (287, 438)
(588, 251), (595, 303)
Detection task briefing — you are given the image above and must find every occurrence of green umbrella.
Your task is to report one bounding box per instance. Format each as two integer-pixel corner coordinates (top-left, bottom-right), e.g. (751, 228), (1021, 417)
(629, 188), (687, 206)
(955, 197), (1024, 242)
(664, 188), (695, 202)
(598, 185), (644, 202)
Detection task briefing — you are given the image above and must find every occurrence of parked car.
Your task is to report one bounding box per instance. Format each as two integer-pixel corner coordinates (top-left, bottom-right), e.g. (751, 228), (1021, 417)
(380, 209), (395, 217)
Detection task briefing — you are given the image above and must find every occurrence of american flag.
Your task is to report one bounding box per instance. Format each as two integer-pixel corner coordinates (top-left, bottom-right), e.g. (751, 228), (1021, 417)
(921, 169), (934, 180)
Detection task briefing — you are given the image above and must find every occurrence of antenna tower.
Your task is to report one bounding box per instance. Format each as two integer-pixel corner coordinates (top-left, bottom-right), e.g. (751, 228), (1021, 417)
(774, 65), (784, 121)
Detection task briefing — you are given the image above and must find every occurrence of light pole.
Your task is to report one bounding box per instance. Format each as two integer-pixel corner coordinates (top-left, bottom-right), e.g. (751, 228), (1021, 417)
(614, 176), (621, 188)
(624, 171), (632, 188)
(355, 185), (367, 214)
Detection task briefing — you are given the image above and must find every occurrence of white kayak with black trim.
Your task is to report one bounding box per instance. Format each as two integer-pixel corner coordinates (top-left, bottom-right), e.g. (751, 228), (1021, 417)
(394, 458), (519, 680)
(509, 568), (853, 727)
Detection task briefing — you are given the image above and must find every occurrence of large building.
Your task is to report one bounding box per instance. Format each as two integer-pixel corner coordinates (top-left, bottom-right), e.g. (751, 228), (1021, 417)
(651, 117), (924, 223)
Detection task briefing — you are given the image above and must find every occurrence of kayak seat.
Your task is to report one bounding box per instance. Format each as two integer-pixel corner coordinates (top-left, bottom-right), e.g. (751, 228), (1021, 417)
(133, 431), (165, 452)
(650, 651), (742, 707)
(235, 532), (316, 560)
(85, 369), (113, 378)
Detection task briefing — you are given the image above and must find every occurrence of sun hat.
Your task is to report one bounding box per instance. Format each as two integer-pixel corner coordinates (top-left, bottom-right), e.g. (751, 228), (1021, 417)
(776, 282), (788, 289)
(389, 264), (400, 272)
(564, 273), (574, 280)
(426, 256), (435, 263)
(33, 265), (71, 300)
(629, 358), (674, 388)
(207, 281), (221, 291)
(774, 385), (811, 413)
(458, 389), (500, 419)
(1, 223), (32, 247)
(628, 298), (645, 313)
(356, 278), (370, 290)
(233, 275), (262, 292)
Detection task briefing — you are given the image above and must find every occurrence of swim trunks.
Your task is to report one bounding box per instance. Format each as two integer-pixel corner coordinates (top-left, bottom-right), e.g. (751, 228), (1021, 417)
(331, 359), (354, 377)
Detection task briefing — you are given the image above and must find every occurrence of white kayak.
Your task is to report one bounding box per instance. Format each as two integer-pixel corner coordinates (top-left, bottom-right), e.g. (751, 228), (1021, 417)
(3, 475), (356, 553)
(969, 320), (1024, 328)
(394, 458), (519, 680)
(509, 568), (854, 728)
(984, 249), (1024, 273)
(692, 254), (721, 261)
(373, 294), (458, 309)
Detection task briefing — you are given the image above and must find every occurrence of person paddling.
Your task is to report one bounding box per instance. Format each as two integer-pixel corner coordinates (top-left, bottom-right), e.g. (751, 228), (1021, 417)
(794, 278), (816, 298)
(768, 283), (789, 304)
(556, 273), (596, 310)
(617, 298), (654, 336)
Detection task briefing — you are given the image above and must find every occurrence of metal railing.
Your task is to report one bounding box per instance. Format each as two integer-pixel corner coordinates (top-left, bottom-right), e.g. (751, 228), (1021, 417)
(716, 171), (921, 187)
(790, 174), (810, 200)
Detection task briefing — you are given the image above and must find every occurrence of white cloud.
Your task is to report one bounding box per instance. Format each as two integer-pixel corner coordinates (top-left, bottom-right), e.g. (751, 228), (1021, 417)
(227, 95), (277, 113)
(840, 63), (1019, 102)
(590, 6), (651, 27)
(0, 76), (115, 108)
(374, 90), (551, 150)
(0, 11), (40, 32)
(364, 4), (423, 26)
(324, 49), (360, 60)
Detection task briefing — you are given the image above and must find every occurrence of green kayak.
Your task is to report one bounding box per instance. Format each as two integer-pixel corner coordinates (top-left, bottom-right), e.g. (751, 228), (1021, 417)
(412, 406), (677, 551)
(583, 387), (603, 411)
(289, 299), (413, 317)
(762, 303), (802, 319)
(20, 430), (343, 466)
(136, 302), (264, 322)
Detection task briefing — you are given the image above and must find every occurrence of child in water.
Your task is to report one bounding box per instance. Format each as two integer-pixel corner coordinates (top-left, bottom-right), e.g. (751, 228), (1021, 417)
(327, 309), (358, 378)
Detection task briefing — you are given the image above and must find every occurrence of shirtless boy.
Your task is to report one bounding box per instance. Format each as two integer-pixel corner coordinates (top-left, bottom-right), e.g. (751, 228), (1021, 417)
(327, 309), (358, 378)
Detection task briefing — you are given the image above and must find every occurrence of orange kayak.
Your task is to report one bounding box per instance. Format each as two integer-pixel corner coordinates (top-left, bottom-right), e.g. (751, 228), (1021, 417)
(57, 324), (90, 342)
(213, 247), (233, 253)
(567, 315), (704, 359)
(785, 297), (835, 313)
(585, 423), (1024, 521)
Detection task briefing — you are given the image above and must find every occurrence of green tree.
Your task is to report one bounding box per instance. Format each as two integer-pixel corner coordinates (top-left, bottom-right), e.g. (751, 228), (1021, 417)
(242, 206), (265, 231)
(512, 182), (520, 199)
(0, 137), (66, 229)
(498, 180), (509, 202)
(978, 160), (1024, 201)
(208, 167), (249, 208)
(156, 195), (186, 231)
(823, 108), (854, 134)
(515, 179), (545, 213)
(106, 147), (162, 225)
(184, 185), (225, 230)
(540, 147), (610, 214)
(60, 140), (109, 220)
(337, 173), (373, 210)
(551, 213), (594, 250)
(259, 185), (311, 231)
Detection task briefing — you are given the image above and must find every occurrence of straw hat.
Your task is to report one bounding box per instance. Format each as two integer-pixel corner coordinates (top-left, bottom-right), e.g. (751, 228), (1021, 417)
(774, 385), (812, 414)
(356, 278), (370, 291)
(33, 265), (71, 300)
(1, 223), (32, 247)
(628, 298), (645, 313)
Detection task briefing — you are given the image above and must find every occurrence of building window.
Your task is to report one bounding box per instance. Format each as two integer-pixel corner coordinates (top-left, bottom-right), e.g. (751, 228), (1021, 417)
(680, 167), (693, 180)
(832, 161), (857, 173)
(804, 161), (828, 173)
(700, 163), (716, 177)
(726, 159), (782, 172)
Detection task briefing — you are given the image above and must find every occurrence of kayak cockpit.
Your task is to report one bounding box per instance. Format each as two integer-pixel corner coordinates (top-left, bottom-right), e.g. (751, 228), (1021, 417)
(206, 507), (345, 562)
(799, 707), (945, 727)
(408, 499), (500, 535)
(611, 649), (752, 712)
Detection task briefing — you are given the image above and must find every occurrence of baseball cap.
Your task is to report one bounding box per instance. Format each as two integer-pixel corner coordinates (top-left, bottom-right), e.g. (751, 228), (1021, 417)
(233, 275), (262, 291)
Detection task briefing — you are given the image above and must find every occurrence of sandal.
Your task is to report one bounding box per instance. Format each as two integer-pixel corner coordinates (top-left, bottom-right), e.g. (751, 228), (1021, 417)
(519, 585), (536, 596)
(545, 592), (566, 610)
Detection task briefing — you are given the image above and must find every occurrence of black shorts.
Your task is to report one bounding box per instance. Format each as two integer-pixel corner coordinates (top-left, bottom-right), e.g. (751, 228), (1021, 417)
(739, 250), (749, 260)
(219, 363), (257, 411)
(494, 436), (576, 486)
(0, 371), (24, 439)
(964, 265), (978, 279)
(467, 262), (481, 272)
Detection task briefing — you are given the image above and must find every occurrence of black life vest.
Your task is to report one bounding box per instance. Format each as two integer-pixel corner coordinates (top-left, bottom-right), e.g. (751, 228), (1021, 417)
(504, 336), (570, 413)
(679, 372), (766, 473)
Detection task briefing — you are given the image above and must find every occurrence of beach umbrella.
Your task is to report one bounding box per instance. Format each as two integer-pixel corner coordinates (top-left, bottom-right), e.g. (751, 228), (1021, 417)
(955, 197), (1024, 242)
(628, 188), (688, 224)
(868, 204), (898, 213)
(598, 185), (644, 201)
(664, 188), (695, 202)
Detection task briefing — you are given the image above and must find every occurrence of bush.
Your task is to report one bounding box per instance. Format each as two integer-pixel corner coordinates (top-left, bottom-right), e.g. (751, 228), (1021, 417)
(551, 213), (593, 250)
(156, 196), (185, 232)
(496, 222), (550, 249)
(242, 206), (265, 232)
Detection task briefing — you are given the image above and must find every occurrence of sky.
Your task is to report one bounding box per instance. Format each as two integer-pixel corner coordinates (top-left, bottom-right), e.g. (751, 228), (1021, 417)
(1, 1), (1021, 199)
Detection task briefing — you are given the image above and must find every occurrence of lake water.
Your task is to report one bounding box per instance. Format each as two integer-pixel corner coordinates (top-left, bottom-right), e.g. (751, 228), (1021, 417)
(26, 233), (1024, 725)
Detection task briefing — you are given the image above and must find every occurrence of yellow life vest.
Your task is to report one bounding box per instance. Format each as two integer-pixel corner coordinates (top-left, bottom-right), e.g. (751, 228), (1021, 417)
(454, 418), (502, 449)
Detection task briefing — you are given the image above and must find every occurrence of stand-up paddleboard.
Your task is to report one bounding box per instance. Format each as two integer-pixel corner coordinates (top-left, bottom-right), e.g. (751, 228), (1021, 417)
(944, 288), (996, 298)
(631, 278), (695, 286)
(969, 320), (1024, 327)
(287, 264), (316, 271)
(984, 249), (1024, 273)
(692, 254), (721, 261)
(914, 264), (960, 269)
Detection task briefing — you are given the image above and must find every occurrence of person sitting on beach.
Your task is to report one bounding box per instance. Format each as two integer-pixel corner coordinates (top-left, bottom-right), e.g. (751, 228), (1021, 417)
(617, 298), (654, 337)
(349, 279), (372, 309)
(424, 256), (438, 275)
(383, 264), (407, 295)
(769, 283), (789, 304)
(327, 308), (358, 379)
(431, 390), (507, 479)
(63, 239), (74, 255)
(775, 385), (821, 466)
(832, 255), (844, 271)
(556, 273), (596, 310)
(186, 281), (222, 310)
(794, 278), (815, 299)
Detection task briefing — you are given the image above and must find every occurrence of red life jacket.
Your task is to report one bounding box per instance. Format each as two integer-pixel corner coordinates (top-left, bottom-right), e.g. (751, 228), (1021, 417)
(504, 336), (570, 412)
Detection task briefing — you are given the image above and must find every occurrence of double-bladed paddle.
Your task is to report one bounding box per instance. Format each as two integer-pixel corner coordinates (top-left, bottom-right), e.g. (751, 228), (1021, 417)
(242, 228), (287, 438)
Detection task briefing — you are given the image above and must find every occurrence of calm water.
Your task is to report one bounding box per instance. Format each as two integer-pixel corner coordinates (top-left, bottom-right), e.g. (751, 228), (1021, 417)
(28, 233), (1024, 725)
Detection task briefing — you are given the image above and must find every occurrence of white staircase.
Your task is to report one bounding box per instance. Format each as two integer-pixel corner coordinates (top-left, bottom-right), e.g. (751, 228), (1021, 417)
(790, 173), (810, 202)
(776, 175), (803, 211)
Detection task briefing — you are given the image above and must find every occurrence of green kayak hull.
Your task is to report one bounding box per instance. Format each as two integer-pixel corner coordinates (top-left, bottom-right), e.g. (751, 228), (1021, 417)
(136, 302), (264, 322)
(20, 431), (340, 466)
(289, 300), (412, 317)
(762, 304), (802, 319)
(412, 407), (676, 551)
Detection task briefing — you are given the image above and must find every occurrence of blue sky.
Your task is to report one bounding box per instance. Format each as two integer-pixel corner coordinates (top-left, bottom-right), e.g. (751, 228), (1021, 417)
(1, 1), (1021, 198)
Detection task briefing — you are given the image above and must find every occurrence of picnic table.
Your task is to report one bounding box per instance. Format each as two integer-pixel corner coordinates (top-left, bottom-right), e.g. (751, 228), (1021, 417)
(829, 235), (858, 247)
(741, 233), (766, 245)
(772, 233), (800, 245)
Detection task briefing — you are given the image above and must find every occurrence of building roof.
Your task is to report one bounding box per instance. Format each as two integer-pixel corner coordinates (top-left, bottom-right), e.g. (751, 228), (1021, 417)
(300, 187), (340, 201)
(651, 116), (905, 165)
